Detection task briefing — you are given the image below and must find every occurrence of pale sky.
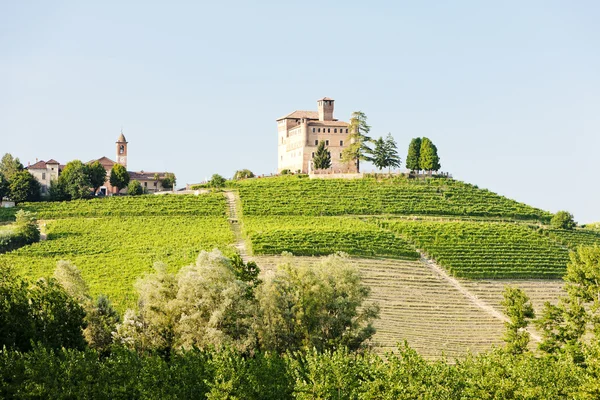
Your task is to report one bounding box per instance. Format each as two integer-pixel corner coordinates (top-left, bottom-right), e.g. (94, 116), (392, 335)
(1, 1), (598, 222)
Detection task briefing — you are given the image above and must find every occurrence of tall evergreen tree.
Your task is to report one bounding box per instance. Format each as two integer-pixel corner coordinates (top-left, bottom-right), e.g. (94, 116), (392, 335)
(0, 153), (24, 182)
(406, 138), (421, 172)
(384, 133), (401, 173)
(419, 137), (441, 174)
(372, 137), (388, 172)
(313, 141), (332, 170)
(341, 111), (373, 173)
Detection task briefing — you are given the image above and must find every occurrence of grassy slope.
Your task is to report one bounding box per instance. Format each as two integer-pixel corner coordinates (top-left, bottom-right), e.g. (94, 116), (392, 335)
(0, 194), (234, 310)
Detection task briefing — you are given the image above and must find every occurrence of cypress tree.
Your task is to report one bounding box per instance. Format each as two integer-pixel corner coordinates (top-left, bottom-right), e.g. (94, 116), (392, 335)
(420, 137), (441, 174)
(406, 138), (421, 172)
(313, 141), (332, 170)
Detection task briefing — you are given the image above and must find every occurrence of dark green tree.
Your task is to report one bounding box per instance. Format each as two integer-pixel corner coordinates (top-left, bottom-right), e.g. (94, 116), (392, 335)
(15, 210), (40, 243)
(87, 161), (107, 195)
(48, 179), (69, 201)
(341, 111), (373, 173)
(0, 153), (24, 181)
(8, 170), (41, 203)
(84, 295), (120, 354)
(161, 173), (176, 190)
(372, 134), (401, 173)
(313, 141), (332, 170)
(0, 173), (8, 199)
(0, 267), (34, 350)
(501, 286), (535, 354)
(110, 164), (130, 193)
(209, 174), (226, 188)
(59, 160), (92, 199)
(230, 254), (261, 300)
(419, 137), (441, 174)
(551, 211), (576, 230)
(127, 180), (144, 196)
(406, 138), (421, 172)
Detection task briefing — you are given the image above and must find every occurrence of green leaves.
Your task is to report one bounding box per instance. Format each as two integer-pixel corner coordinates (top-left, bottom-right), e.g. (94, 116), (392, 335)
(312, 141), (331, 170)
(110, 163), (130, 191)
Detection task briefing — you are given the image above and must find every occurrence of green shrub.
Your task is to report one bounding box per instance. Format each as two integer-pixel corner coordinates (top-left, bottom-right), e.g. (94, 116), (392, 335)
(551, 211), (576, 230)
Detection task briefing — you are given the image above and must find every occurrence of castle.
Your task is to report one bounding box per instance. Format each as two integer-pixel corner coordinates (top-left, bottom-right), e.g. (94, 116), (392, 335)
(27, 132), (173, 195)
(277, 97), (357, 173)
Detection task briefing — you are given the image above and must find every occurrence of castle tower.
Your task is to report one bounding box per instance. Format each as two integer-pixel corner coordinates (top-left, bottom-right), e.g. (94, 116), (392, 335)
(317, 97), (334, 121)
(116, 131), (128, 168)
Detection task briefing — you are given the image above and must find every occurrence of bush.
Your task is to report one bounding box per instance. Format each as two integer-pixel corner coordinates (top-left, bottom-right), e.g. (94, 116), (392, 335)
(0, 211), (40, 253)
(233, 169), (255, 180)
(209, 174), (226, 188)
(280, 169), (291, 175)
(127, 180), (144, 196)
(551, 211), (576, 230)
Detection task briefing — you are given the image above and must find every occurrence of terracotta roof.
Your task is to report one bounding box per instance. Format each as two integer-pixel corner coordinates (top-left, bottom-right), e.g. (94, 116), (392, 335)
(318, 97), (334, 101)
(117, 132), (127, 143)
(276, 110), (319, 121)
(46, 159), (60, 164)
(128, 171), (170, 180)
(90, 157), (116, 168)
(28, 160), (48, 169)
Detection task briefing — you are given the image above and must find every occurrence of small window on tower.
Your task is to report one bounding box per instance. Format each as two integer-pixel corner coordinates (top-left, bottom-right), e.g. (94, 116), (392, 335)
(334, 128), (337, 133)
(312, 128), (315, 133)
(328, 128), (330, 133)
(346, 129), (348, 133)
(315, 140), (318, 145)
(119, 145), (124, 154)
(312, 152), (315, 158)
(318, 128), (321, 133)
(340, 140), (343, 146)
(325, 140), (329, 145)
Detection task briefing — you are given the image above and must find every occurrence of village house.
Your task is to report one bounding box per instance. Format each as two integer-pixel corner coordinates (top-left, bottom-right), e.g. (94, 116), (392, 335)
(277, 97), (357, 174)
(27, 132), (174, 195)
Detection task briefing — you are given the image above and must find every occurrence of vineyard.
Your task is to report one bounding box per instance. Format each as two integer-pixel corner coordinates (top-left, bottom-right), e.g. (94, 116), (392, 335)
(0, 195), (233, 310)
(234, 176), (551, 221)
(243, 216), (419, 259)
(0, 193), (226, 221)
(544, 228), (600, 250)
(381, 220), (570, 278)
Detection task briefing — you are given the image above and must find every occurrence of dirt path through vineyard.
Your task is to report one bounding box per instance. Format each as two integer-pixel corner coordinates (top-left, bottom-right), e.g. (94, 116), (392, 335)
(223, 190), (249, 262)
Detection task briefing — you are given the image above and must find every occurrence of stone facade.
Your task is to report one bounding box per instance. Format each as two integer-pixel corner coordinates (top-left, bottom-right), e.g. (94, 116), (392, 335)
(277, 97), (357, 174)
(27, 159), (62, 195)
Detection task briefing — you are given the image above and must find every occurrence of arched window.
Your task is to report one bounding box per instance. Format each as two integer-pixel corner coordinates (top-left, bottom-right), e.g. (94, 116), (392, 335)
(119, 145), (125, 154)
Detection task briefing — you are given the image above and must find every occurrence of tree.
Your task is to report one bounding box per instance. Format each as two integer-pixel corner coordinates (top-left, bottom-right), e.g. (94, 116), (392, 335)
(127, 180), (144, 196)
(419, 137), (441, 174)
(0, 174), (8, 199)
(48, 179), (69, 201)
(551, 211), (576, 230)
(406, 138), (422, 172)
(59, 160), (92, 200)
(372, 134), (401, 174)
(313, 141), (332, 170)
(161, 173), (176, 190)
(501, 286), (535, 354)
(15, 210), (40, 243)
(209, 174), (226, 188)
(110, 164), (130, 193)
(233, 169), (255, 180)
(8, 170), (40, 203)
(87, 161), (107, 195)
(0, 153), (24, 181)
(341, 111), (373, 173)
(255, 253), (379, 353)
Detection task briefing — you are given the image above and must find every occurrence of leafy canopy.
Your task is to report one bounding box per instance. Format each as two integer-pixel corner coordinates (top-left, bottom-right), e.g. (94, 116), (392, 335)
(313, 141), (332, 170)
(341, 111), (373, 173)
(110, 164), (130, 191)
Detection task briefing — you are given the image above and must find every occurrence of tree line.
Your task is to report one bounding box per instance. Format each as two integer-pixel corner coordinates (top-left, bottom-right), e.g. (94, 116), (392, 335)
(1, 245), (600, 397)
(312, 112), (441, 174)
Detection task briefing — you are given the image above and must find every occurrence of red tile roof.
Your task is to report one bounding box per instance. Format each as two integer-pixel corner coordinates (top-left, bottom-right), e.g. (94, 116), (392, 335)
(276, 110), (319, 121)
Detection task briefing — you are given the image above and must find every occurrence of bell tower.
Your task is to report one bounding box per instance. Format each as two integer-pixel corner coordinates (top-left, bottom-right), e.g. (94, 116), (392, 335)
(116, 130), (128, 168)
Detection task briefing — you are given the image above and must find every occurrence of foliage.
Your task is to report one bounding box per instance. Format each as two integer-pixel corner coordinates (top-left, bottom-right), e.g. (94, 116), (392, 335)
(0, 153), (24, 181)
(8, 170), (41, 203)
(312, 141), (331, 170)
(419, 137), (441, 173)
(127, 180), (144, 196)
(87, 161), (107, 194)
(0, 173), (8, 199)
(0, 211), (40, 253)
(161, 172), (176, 189)
(372, 133), (402, 173)
(501, 286), (534, 354)
(383, 219), (569, 278)
(0, 268), (86, 352)
(255, 253), (379, 353)
(233, 169), (255, 180)
(280, 169), (291, 175)
(48, 178), (69, 201)
(341, 111), (373, 172)
(244, 216), (420, 259)
(209, 173), (226, 188)
(59, 160), (92, 200)
(233, 176), (552, 222)
(110, 163), (130, 192)
(551, 210), (576, 230)
(406, 137), (421, 172)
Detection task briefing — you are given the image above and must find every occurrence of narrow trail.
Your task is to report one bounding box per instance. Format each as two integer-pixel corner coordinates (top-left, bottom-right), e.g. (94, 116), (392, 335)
(419, 253), (542, 343)
(223, 190), (249, 262)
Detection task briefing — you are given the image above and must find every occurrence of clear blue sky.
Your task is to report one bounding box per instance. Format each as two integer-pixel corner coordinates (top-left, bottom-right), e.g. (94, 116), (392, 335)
(1, 1), (598, 222)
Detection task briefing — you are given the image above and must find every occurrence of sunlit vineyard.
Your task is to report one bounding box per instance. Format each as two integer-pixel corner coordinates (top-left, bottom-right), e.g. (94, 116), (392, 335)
(381, 220), (570, 278)
(243, 216), (420, 259)
(0, 193), (226, 221)
(234, 176), (551, 221)
(0, 195), (233, 310)
(544, 228), (600, 250)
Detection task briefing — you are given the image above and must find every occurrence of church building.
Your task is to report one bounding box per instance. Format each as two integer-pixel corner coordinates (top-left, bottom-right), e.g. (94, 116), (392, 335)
(277, 97), (357, 174)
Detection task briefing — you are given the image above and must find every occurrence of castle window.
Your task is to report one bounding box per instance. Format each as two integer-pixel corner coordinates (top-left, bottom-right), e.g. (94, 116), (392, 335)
(312, 128), (315, 133)
(312, 152), (315, 158)
(325, 140), (329, 146)
(42, 173), (46, 180)
(318, 128), (321, 133)
(154, 182), (157, 186)
(315, 140), (318, 145)
(144, 182), (147, 187)
(334, 128), (337, 133)
(346, 129), (348, 133)
(340, 140), (343, 146)
(328, 128), (330, 133)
